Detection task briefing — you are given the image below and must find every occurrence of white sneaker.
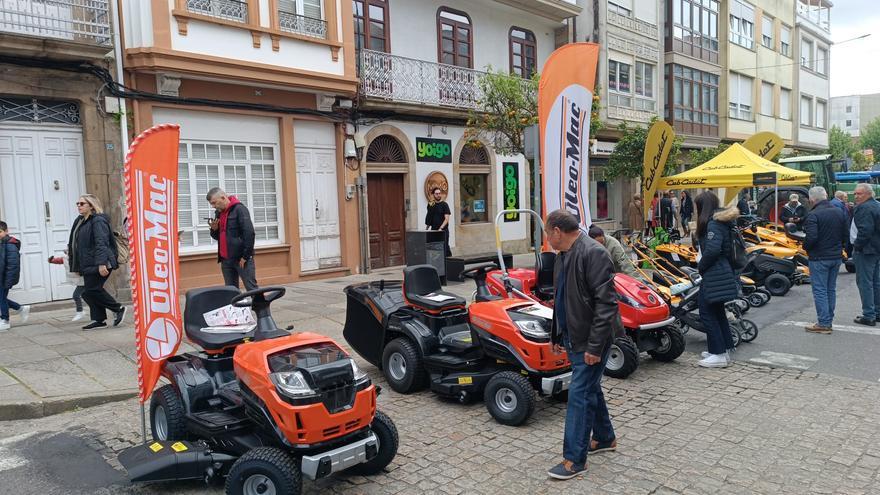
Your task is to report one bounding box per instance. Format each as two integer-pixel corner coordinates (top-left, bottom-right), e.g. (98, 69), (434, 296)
(18, 305), (30, 323)
(701, 351), (731, 361)
(701, 351), (711, 359)
(72, 311), (85, 322)
(698, 353), (730, 368)
(0, 319), (9, 330)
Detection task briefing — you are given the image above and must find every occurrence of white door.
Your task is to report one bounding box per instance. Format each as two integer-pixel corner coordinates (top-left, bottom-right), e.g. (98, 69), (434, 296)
(0, 126), (85, 304)
(295, 121), (341, 272)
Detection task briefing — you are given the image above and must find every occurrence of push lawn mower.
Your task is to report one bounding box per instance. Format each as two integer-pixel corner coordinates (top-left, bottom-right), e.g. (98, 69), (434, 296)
(343, 263), (573, 426)
(481, 210), (683, 380)
(118, 286), (398, 495)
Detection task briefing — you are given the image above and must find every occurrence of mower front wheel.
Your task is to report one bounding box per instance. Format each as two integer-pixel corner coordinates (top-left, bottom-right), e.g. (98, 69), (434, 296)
(225, 447), (301, 495)
(150, 385), (188, 442)
(346, 410), (399, 476)
(764, 273), (792, 296)
(483, 371), (535, 426)
(604, 337), (639, 379)
(381, 338), (427, 394)
(647, 326), (685, 363)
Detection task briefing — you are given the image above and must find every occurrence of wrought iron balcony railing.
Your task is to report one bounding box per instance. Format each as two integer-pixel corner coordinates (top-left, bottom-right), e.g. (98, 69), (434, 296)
(359, 49), (533, 111)
(187, 0), (247, 23)
(0, 0), (111, 45)
(278, 9), (326, 39)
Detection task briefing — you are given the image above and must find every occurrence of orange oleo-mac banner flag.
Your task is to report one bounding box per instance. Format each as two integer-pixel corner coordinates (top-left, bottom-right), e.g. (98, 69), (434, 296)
(124, 124), (183, 403)
(539, 43), (599, 230)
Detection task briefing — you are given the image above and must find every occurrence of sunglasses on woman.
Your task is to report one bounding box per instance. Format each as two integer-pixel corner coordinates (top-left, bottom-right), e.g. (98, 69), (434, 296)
(76, 201), (89, 207)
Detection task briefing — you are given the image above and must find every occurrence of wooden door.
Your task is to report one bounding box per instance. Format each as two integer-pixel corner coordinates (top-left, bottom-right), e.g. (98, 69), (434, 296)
(367, 174), (405, 269)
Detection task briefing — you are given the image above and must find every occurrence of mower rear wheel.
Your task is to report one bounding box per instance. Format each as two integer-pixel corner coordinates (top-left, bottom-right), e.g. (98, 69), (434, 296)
(225, 447), (301, 495)
(764, 273), (792, 296)
(604, 337), (639, 379)
(647, 326), (685, 362)
(483, 371), (535, 426)
(737, 319), (759, 342)
(382, 338), (426, 394)
(150, 385), (188, 442)
(346, 410), (399, 475)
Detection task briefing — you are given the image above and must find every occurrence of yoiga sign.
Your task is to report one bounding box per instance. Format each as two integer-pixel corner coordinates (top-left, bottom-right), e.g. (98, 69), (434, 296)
(502, 162), (520, 222)
(416, 137), (452, 163)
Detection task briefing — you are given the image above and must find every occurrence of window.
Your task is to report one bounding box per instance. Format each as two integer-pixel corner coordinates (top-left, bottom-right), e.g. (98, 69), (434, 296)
(780, 25), (791, 56)
(608, 60), (632, 107)
(608, 1), (632, 17)
(801, 95), (812, 126)
(761, 81), (773, 116)
(729, 0), (754, 49)
(816, 46), (828, 75)
(672, 0), (719, 56)
(761, 15), (773, 48)
(460, 174), (488, 223)
(438, 8), (472, 68)
(801, 38), (814, 69)
(816, 100), (826, 129)
(353, 0), (388, 52)
(669, 64), (719, 127)
(846, 119), (853, 127)
(178, 142), (281, 250)
(780, 87), (791, 120)
(729, 72), (753, 121)
(280, 0), (322, 19)
(846, 105), (853, 113)
(509, 27), (537, 78)
(279, 0), (326, 37)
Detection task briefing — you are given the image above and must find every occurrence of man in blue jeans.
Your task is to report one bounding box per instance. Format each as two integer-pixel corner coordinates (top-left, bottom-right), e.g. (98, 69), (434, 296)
(802, 187), (848, 334)
(544, 210), (624, 480)
(851, 184), (880, 326)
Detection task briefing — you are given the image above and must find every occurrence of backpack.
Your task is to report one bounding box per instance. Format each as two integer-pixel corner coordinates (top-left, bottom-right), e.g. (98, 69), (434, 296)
(112, 231), (129, 266)
(729, 227), (748, 270)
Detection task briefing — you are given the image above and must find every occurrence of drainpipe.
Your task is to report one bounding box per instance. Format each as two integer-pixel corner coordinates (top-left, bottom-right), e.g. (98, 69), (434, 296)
(110, 0), (129, 155)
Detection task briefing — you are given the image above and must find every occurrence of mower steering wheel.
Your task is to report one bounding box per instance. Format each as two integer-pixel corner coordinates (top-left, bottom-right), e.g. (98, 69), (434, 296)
(461, 262), (499, 280)
(231, 286), (286, 307)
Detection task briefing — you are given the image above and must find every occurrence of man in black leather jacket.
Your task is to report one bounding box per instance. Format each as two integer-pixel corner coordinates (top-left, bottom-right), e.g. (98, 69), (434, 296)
(545, 210), (624, 480)
(207, 187), (258, 290)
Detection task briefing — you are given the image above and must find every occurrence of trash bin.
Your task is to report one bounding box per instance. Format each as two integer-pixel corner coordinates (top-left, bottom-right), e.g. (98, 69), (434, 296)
(406, 230), (447, 284)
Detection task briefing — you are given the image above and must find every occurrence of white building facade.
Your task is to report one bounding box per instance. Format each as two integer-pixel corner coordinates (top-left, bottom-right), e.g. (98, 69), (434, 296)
(793, 0), (831, 150)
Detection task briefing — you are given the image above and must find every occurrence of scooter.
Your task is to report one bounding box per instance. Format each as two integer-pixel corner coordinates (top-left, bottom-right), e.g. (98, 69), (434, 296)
(343, 263), (572, 426)
(482, 209), (683, 380)
(118, 286), (398, 495)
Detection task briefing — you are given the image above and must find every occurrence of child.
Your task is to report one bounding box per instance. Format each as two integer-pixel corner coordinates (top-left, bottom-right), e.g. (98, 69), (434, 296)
(0, 221), (30, 330)
(49, 251), (85, 322)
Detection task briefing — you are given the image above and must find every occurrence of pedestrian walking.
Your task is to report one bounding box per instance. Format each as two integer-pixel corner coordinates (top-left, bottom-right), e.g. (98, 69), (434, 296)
(425, 187), (452, 257)
(830, 190), (850, 219)
(48, 252), (85, 322)
(68, 194), (126, 330)
(694, 191), (738, 368)
(0, 221), (30, 330)
(650, 193), (660, 230)
(671, 190), (682, 237)
(588, 225), (639, 279)
(780, 194), (807, 227)
(802, 186), (847, 334)
(680, 191), (694, 236)
(851, 184), (880, 326)
(660, 192), (674, 231)
(737, 191), (751, 216)
(544, 209), (622, 480)
(207, 188), (258, 291)
(625, 195), (644, 235)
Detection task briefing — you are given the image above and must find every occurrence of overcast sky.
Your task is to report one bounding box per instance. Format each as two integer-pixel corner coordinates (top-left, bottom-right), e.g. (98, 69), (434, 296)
(830, 0), (880, 97)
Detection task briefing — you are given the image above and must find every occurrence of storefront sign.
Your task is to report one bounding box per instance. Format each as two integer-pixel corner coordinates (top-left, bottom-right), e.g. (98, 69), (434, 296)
(416, 137), (452, 163)
(502, 162), (520, 222)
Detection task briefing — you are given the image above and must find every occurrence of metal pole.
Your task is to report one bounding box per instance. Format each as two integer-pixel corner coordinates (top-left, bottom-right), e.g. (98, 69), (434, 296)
(140, 403), (147, 444)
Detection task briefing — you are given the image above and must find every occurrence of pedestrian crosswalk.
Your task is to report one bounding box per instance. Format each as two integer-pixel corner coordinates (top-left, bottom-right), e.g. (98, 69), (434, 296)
(778, 320), (880, 336)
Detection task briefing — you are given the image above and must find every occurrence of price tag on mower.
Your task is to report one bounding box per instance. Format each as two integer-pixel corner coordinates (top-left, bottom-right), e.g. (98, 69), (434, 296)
(149, 442), (163, 453)
(171, 442), (188, 452)
(458, 376), (473, 385)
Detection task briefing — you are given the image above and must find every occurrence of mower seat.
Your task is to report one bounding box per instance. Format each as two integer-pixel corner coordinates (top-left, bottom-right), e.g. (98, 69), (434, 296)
(184, 286), (255, 351)
(403, 265), (466, 313)
(535, 251), (557, 300)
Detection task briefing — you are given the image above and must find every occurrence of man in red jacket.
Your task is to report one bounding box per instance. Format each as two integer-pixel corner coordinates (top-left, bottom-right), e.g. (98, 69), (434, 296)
(207, 188), (258, 290)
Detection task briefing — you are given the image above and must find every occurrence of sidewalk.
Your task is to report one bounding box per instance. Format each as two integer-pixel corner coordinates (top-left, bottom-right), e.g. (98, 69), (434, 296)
(0, 258), (504, 421)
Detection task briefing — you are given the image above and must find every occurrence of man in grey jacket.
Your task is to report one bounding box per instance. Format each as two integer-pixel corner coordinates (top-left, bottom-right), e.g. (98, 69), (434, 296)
(545, 210), (624, 480)
(851, 184), (880, 326)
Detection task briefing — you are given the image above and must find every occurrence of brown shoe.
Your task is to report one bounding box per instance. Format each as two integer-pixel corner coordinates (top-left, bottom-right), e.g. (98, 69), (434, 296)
(804, 324), (832, 334)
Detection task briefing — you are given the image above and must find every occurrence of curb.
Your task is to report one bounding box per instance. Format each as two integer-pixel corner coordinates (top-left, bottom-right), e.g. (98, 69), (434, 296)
(0, 390), (138, 421)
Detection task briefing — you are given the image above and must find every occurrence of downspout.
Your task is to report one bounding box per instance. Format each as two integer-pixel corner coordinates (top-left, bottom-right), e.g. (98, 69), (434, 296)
(110, 0), (130, 155)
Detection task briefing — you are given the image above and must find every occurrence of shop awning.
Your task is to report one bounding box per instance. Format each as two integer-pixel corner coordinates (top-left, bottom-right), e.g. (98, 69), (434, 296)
(658, 143), (813, 189)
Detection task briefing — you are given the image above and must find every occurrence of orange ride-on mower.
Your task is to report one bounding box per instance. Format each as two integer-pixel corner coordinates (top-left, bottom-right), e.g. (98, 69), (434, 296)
(118, 286), (398, 495)
(343, 264), (572, 426)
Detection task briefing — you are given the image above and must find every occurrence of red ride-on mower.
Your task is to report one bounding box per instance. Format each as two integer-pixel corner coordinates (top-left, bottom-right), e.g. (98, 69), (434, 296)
(483, 209), (683, 379)
(117, 286), (398, 495)
(343, 263), (572, 426)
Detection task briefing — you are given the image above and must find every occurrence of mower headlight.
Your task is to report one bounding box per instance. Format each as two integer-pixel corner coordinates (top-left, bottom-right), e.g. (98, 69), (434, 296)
(270, 371), (317, 398)
(350, 359), (369, 384)
(619, 294), (644, 308)
(515, 319), (550, 341)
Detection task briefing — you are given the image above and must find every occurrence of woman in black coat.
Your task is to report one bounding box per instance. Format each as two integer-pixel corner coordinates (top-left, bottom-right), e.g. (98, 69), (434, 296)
(694, 191), (739, 368)
(68, 194), (125, 330)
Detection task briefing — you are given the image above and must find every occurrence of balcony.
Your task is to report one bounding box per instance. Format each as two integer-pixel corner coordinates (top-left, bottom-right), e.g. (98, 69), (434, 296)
(797, 0), (831, 35)
(186, 0), (247, 24)
(491, 0), (580, 23)
(0, 0), (111, 46)
(359, 49), (534, 114)
(607, 10), (658, 39)
(278, 9), (326, 39)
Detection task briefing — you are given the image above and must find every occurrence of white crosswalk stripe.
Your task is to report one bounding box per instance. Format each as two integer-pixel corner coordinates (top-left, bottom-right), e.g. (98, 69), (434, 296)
(0, 433), (34, 473)
(778, 320), (880, 336)
(748, 351), (820, 370)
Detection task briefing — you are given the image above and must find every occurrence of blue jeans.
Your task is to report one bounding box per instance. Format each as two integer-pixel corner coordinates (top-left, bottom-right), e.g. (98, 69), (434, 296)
(0, 287), (21, 321)
(809, 259), (841, 327)
(563, 346), (615, 465)
(698, 292), (735, 355)
(854, 252), (880, 319)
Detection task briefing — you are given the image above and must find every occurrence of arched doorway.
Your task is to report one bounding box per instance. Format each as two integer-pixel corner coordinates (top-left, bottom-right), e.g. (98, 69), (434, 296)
(366, 134), (408, 268)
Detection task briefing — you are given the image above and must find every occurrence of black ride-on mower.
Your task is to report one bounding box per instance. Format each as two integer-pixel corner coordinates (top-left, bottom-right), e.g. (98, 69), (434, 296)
(118, 286), (398, 495)
(343, 263), (572, 426)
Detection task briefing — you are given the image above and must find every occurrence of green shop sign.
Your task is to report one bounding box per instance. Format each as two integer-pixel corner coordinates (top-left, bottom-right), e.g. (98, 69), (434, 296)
(503, 162), (519, 222)
(416, 137), (452, 163)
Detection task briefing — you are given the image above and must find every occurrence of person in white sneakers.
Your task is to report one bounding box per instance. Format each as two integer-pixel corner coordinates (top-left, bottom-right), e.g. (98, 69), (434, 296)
(0, 221), (29, 330)
(49, 252), (85, 322)
(693, 192), (739, 367)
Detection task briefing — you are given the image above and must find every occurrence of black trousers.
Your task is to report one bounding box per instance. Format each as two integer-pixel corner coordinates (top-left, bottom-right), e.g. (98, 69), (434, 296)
(82, 273), (122, 323)
(221, 258), (259, 291)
